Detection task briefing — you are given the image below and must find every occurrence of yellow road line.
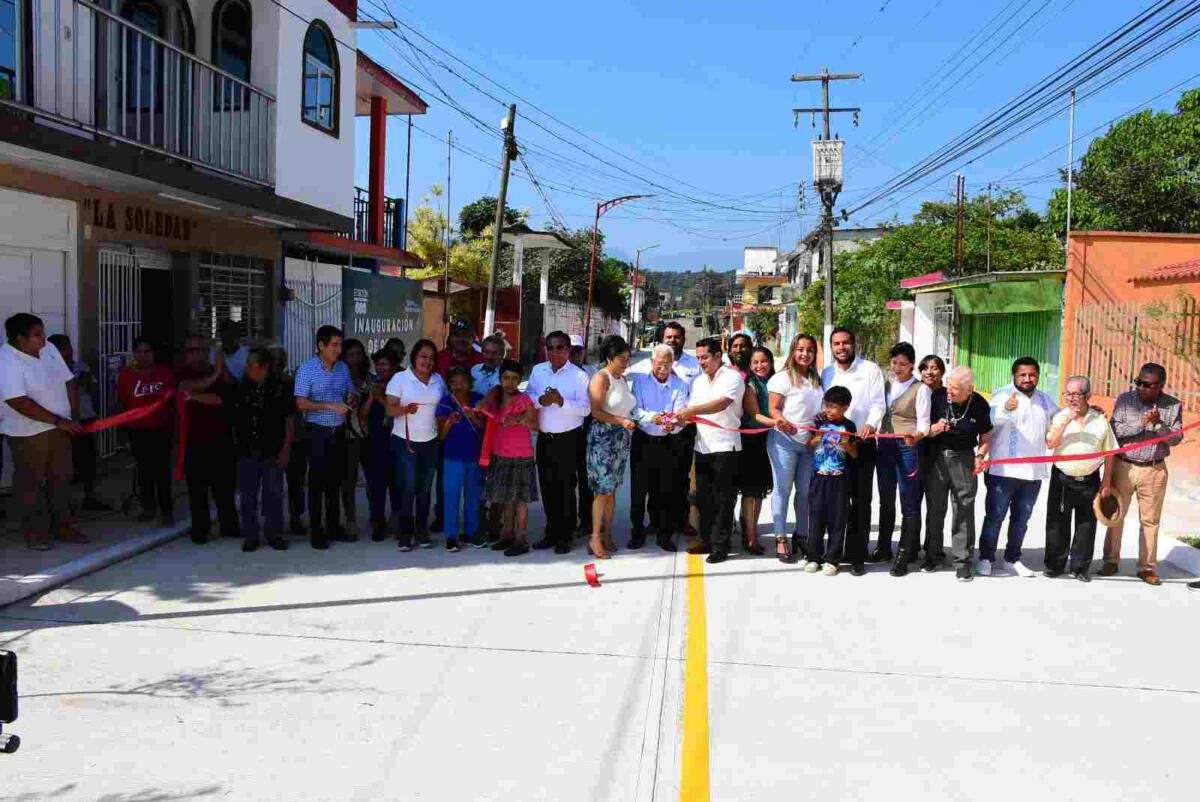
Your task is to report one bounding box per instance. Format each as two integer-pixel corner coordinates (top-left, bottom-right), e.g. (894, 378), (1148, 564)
(680, 553), (710, 801)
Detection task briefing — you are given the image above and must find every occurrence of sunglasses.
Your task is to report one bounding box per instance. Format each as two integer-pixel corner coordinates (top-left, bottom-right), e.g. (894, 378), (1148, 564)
(1134, 380), (1161, 388)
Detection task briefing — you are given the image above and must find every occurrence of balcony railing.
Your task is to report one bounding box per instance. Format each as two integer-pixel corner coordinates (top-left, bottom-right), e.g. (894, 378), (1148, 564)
(347, 186), (406, 250)
(8, 0), (275, 186)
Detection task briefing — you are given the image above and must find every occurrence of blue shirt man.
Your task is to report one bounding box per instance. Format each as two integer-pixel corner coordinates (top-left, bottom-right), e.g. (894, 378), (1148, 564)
(630, 368), (688, 436)
(294, 355), (352, 427)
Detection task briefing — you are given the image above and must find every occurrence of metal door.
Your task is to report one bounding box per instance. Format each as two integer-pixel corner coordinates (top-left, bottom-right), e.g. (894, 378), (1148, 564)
(97, 246), (141, 457)
(284, 257), (342, 372)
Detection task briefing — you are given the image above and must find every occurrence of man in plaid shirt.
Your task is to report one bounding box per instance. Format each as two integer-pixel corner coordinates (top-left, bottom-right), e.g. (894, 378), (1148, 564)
(1102, 362), (1184, 586)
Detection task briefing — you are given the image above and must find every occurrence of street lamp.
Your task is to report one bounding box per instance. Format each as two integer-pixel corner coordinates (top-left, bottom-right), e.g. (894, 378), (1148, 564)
(631, 243), (659, 341)
(583, 194), (652, 355)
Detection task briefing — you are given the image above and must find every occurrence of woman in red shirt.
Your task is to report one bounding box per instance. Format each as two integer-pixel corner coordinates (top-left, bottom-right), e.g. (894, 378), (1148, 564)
(117, 337), (177, 524)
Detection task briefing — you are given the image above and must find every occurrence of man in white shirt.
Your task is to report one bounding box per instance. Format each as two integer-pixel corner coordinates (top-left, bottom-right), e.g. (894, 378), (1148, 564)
(978, 356), (1059, 577)
(0, 313), (86, 550)
(820, 327), (886, 576)
(653, 321), (704, 537)
(676, 337), (744, 564)
(219, 319), (250, 381)
(629, 344), (689, 551)
(526, 330), (591, 553)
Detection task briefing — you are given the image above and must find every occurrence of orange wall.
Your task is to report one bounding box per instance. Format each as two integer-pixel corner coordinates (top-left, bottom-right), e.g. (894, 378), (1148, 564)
(1062, 232), (1200, 480)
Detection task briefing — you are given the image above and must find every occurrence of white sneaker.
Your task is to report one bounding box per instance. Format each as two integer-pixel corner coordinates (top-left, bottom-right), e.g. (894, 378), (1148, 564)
(803, 560), (821, 574)
(1010, 560), (1036, 578)
(976, 559), (992, 577)
(993, 559), (1013, 576)
(822, 562), (840, 577)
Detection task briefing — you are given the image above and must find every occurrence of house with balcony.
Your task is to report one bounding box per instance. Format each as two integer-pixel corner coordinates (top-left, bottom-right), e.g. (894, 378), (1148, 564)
(0, 0), (424, 426)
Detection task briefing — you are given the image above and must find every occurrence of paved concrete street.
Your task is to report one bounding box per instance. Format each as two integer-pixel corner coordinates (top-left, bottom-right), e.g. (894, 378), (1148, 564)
(2, 472), (1199, 800)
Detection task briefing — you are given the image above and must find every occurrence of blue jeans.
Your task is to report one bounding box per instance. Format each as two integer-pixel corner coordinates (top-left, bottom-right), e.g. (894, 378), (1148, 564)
(979, 474), (1042, 563)
(443, 458), (483, 540)
(365, 436), (400, 526)
(395, 438), (439, 535)
(876, 438), (923, 551)
(766, 430), (814, 541)
(238, 455), (285, 542)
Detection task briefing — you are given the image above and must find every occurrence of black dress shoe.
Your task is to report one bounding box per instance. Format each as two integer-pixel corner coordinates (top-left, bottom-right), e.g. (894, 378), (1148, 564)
(869, 547), (893, 563)
(706, 550), (729, 564)
(659, 540), (678, 552)
(1188, 580), (1200, 590)
(190, 531), (209, 545)
(531, 538), (556, 550)
(267, 537), (288, 551)
(371, 523), (387, 542)
(311, 538), (330, 550)
(1074, 570), (1091, 583)
(956, 564), (974, 582)
(1043, 568), (1065, 578)
(850, 563), (866, 577)
(332, 529), (358, 543)
(504, 542), (530, 557)
(889, 557), (910, 577)
(554, 542), (572, 555)
(491, 538), (514, 551)
(628, 533), (646, 550)
(687, 542), (711, 555)
(242, 539), (260, 552)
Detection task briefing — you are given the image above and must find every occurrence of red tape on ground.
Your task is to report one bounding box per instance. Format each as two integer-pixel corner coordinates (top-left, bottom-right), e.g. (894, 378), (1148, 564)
(973, 417), (1199, 475)
(584, 563), (601, 587)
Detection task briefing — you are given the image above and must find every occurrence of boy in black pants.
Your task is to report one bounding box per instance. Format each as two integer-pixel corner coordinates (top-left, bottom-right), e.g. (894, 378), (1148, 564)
(804, 386), (858, 576)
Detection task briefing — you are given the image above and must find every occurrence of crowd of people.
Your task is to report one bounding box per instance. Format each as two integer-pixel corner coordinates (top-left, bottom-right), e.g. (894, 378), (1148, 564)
(1, 311), (1193, 589)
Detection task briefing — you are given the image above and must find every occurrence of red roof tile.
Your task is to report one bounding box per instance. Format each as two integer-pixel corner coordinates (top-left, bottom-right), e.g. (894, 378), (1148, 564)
(1128, 257), (1200, 286)
(899, 271), (946, 290)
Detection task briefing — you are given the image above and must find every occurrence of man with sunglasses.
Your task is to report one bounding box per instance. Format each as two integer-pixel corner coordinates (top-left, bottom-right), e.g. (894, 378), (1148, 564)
(1103, 363), (1184, 585)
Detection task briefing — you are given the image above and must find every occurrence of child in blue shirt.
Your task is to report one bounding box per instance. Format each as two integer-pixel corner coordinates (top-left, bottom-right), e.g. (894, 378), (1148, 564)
(436, 366), (486, 551)
(805, 385), (858, 576)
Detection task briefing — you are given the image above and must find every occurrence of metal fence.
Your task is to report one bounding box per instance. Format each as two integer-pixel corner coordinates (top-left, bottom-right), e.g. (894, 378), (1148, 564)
(1073, 297), (1200, 415)
(348, 188), (405, 249)
(96, 246), (140, 458)
(9, 0), (275, 185)
(284, 260), (343, 373)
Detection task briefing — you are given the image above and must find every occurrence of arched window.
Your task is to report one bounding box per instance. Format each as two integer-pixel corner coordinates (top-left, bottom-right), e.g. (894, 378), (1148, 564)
(212, 0), (252, 82)
(302, 22), (338, 135)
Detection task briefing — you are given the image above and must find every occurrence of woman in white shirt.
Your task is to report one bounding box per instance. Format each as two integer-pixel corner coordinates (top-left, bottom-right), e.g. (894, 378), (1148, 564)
(876, 342), (932, 576)
(586, 335), (638, 559)
(766, 333), (824, 562)
(386, 339), (447, 550)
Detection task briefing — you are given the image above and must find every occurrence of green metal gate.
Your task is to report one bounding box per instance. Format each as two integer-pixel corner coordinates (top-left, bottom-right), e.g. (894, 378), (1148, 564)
(956, 310), (1061, 397)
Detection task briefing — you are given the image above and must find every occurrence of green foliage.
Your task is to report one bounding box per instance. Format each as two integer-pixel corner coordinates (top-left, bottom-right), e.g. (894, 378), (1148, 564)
(1045, 88), (1200, 234)
(458, 196), (526, 240)
(746, 310), (780, 342)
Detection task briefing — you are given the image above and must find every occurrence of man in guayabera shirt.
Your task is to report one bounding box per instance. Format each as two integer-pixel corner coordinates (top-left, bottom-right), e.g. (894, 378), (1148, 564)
(1101, 362), (1184, 586)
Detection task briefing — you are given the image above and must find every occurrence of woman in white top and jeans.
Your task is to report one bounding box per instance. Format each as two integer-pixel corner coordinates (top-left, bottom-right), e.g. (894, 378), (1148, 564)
(766, 333), (824, 562)
(586, 335), (638, 559)
(386, 339), (447, 550)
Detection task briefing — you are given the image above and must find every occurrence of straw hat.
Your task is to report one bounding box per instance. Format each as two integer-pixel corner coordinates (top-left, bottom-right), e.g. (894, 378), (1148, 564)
(1093, 492), (1126, 528)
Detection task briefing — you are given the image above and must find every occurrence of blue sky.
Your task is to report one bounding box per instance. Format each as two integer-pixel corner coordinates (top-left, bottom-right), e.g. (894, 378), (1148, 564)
(353, 0), (1199, 271)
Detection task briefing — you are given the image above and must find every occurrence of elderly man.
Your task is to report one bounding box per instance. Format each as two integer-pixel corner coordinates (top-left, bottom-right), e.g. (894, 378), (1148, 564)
(923, 366), (993, 581)
(643, 321), (703, 538)
(527, 330), (591, 553)
(1103, 362), (1184, 586)
(1044, 376), (1116, 582)
(0, 313), (85, 550)
(820, 327), (886, 576)
(676, 337), (745, 564)
(629, 344), (689, 551)
(471, 335), (505, 397)
(978, 357), (1059, 578)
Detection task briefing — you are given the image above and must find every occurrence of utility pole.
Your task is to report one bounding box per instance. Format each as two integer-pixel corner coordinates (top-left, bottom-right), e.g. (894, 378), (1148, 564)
(1065, 87), (1076, 262)
(632, 243), (659, 343)
(485, 105), (517, 338)
(986, 181), (992, 273)
(444, 130), (452, 323)
(403, 116), (413, 259)
(954, 173), (966, 273)
(792, 68), (860, 364)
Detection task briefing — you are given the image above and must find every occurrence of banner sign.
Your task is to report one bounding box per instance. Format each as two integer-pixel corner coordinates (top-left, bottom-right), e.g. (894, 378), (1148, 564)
(341, 271), (423, 357)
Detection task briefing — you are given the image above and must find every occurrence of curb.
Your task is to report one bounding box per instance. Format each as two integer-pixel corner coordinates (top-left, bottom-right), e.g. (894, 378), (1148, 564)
(1162, 536), (1200, 577)
(0, 522), (189, 609)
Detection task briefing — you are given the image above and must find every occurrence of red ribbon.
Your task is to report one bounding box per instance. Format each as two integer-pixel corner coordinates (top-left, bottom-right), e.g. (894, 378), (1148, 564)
(584, 563), (601, 587)
(666, 413), (910, 440)
(973, 417), (1199, 475)
(79, 390), (176, 434)
(173, 393), (188, 481)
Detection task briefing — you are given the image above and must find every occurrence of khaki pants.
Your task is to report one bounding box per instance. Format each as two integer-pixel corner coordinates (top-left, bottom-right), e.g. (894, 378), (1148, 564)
(1103, 458), (1168, 572)
(8, 428), (74, 538)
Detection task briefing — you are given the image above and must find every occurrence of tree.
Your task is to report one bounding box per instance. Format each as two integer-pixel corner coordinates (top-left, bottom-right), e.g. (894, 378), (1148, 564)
(458, 196), (526, 240)
(405, 185), (448, 273)
(1046, 88), (1200, 234)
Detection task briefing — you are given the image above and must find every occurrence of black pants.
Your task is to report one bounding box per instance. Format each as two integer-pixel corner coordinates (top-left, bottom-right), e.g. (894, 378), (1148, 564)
(695, 450), (738, 553)
(806, 473), (848, 563)
(537, 429), (581, 546)
(128, 426), (173, 516)
(924, 448), (978, 566)
(846, 439), (876, 564)
(1045, 467), (1100, 574)
(630, 430), (683, 536)
(575, 422), (593, 532)
(287, 437), (310, 522)
(307, 425), (347, 537)
(72, 423), (98, 494)
(185, 441), (238, 539)
(674, 426), (697, 531)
